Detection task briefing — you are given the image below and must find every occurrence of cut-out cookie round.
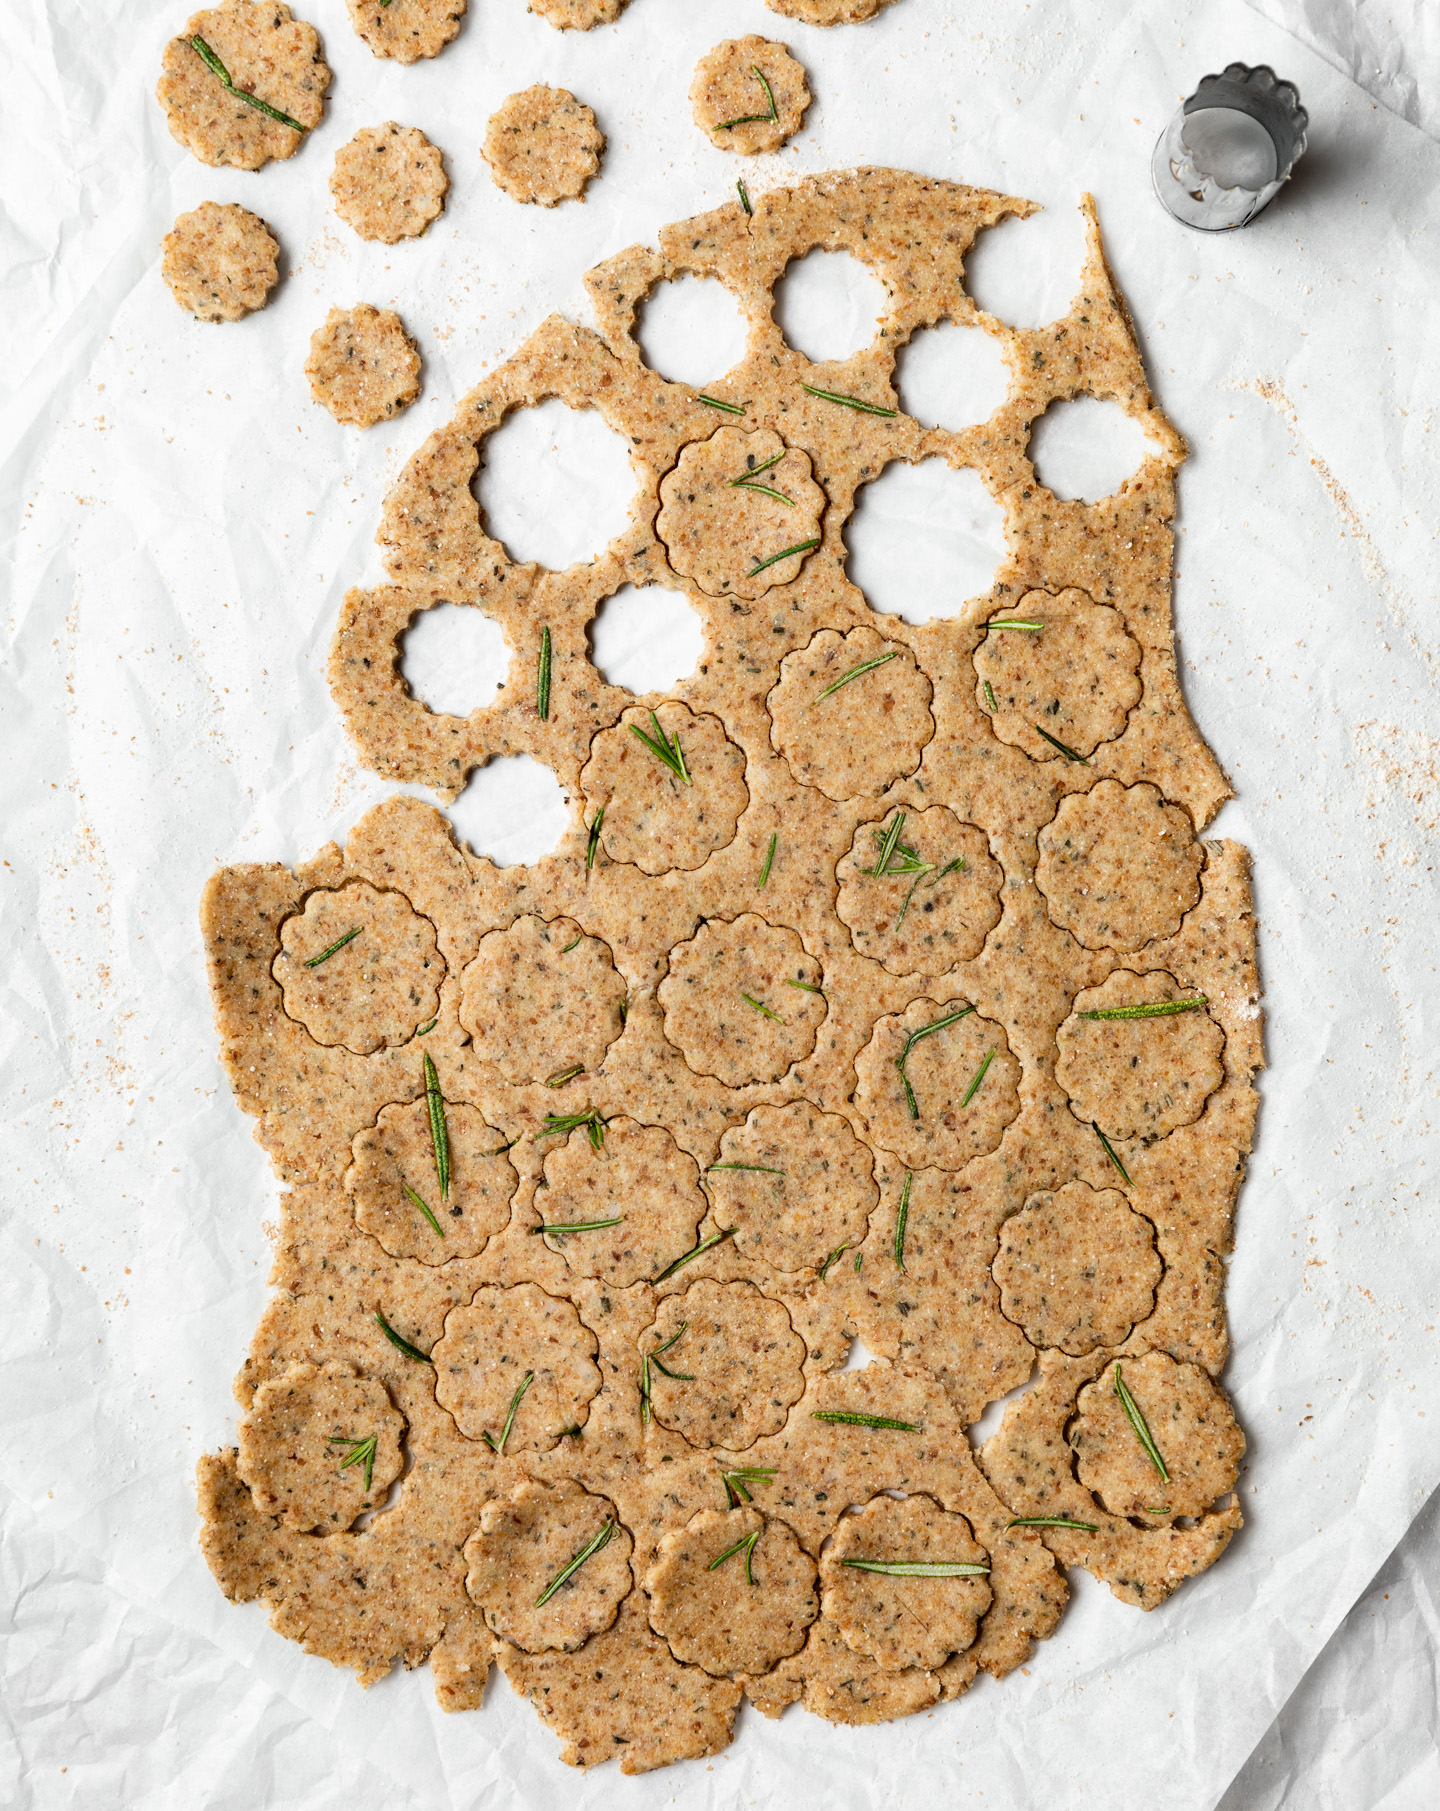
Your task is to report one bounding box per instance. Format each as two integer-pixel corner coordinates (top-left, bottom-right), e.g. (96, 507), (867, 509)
(537, 1117), (707, 1286)
(642, 1280), (806, 1450)
(855, 995), (1021, 1172)
(658, 914), (825, 1088)
(346, 1097), (517, 1264)
(993, 1181), (1161, 1354)
(1057, 969), (1225, 1143)
(156, 3), (330, 171)
(836, 806), (1003, 977)
(306, 305), (421, 429)
(161, 202), (279, 322)
(769, 627), (934, 803)
(530, 0), (626, 25)
(464, 1478), (633, 1652)
(330, 123), (448, 243)
(272, 882), (442, 1055)
(433, 1283), (601, 1451)
(766, 0), (899, 22)
(483, 86), (604, 207)
(646, 1508), (818, 1676)
(656, 427), (826, 600)
(706, 1101), (876, 1273)
(1036, 780), (1204, 952)
(1071, 1351), (1245, 1523)
(820, 1495), (991, 1671)
(237, 1362), (404, 1532)
(974, 589), (1143, 762)
(458, 914), (626, 1086)
(345, 0), (465, 64)
(580, 703), (748, 877)
(691, 37), (811, 156)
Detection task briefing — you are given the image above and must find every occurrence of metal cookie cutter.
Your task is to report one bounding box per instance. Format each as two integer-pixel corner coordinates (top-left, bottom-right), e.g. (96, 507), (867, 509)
(1152, 63), (1308, 230)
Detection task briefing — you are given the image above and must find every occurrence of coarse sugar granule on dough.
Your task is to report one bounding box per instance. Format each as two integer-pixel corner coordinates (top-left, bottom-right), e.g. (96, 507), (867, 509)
(197, 169), (1261, 1771)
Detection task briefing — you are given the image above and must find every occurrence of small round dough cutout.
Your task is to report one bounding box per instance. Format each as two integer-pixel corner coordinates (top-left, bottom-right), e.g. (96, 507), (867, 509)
(465, 1479), (632, 1652)
(659, 914), (825, 1088)
(346, 0), (466, 64)
(642, 1280), (806, 1451)
(156, 3), (329, 172)
(162, 202), (279, 322)
(657, 427), (826, 599)
(272, 881), (443, 1054)
(854, 994), (1021, 1173)
(433, 1283), (601, 1452)
(331, 123), (449, 243)
(306, 305), (422, 429)
(707, 1101), (877, 1273)
(483, 86), (604, 207)
(765, 0), (900, 21)
(238, 1361), (404, 1531)
(646, 1508), (818, 1677)
(1057, 968), (1226, 1144)
(993, 1180), (1161, 1354)
(1036, 779), (1204, 952)
(458, 914), (626, 1086)
(975, 589), (1143, 762)
(691, 37), (811, 156)
(346, 1097), (517, 1264)
(537, 1116), (708, 1286)
(529, 0), (627, 25)
(581, 703), (749, 877)
(836, 805), (1002, 978)
(769, 627), (935, 803)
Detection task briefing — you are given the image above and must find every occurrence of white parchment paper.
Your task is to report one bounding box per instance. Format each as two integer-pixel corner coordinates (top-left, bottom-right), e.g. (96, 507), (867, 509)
(4, 1), (1439, 1806)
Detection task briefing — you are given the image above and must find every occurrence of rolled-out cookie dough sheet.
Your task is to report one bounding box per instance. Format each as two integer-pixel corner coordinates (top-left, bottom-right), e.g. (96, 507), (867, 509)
(4, 1), (1439, 1807)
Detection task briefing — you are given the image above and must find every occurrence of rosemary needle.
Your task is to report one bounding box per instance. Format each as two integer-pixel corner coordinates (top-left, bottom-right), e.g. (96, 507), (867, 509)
(750, 536), (820, 576)
(800, 383), (897, 418)
(709, 1527), (762, 1584)
(415, 1016), (438, 1037)
(818, 1243), (851, 1280)
(375, 1310), (432, 1364)
(707, 1161), (786, 1175)
(640, 1322), (692, 1423)
(1006, 1516), (1099, 1533)
(721, 1466), (776, 1508)
(653, 1228), (732, 1283)
(423, 1053), (451, 1201)
(811, 1409), (916, 1431)
(1081, 997), (1210, 1020)
(1093, 1123), (1132, 1184)
(840, 1558), (990, 1577)
(716, 64), (780, 131)
(481, 1371), (534, 1456)
(402, 1181), (446, 1240)
(586, 806), (604, 872)
(530, 1215), (625, 1237)
(189, 36), (307, 132)
(786, 978), (824, 995)
(534, 1108), (606, 1148)
(697, 394), (745, 414)
(757, 831), (777, 888)
(535, 1520), (615, 1608)
(740, 991), (782, 1022)
(304, 926), (360, 968)
(328, 1434), (378, 1494)
(736, 178), (752, 216)
(560, 934), (583, 953)
(984, 619), (1044, 632)
(546, 1064), (586, 1089)
(1034, 724), (1089, 763)
(895, 1005), (976, 1121)
(537, 625), (552, 720)
(893, 1172), (911, 1272)
(983, 680), (998, 713)
(960, 1048), (995, 1108)
(730, 450), (794, 507)
(815, 649), (899, 703)
(1113, 1362), (1170, 1481)
(630, 711), (692, 785)
(869, 810), (907, 878)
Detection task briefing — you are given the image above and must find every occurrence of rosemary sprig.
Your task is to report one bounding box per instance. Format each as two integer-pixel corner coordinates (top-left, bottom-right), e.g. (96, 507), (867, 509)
(707, 1162), (785, 1175)
(640, 1322), (692, 1423)
(481, 1371), (534, 1456)
(757, 831), (777, 889)
(984, 620), (1044, 632)
(983, 680), (998, 712)
(750, 536), (820, 576)
(1034, 724), (1089, 764)
(535, 1519), (615, 1608)
(729, 449), (794, 507)
(630, 710), (692, 785)
(546, 1064), (585, 1089)
(960, 1048), (995, 1108)
(895, 1004), (976, 1121)
(534, 1108), (606, 1149)
(537, 625), (552, 720)
(1081, 997), (1210, 1020)
(561, 934), (583, 953)
(721, 1466), (776, 1509)
(586, 806), (604, 871)
(840, 1557), (990, 1577)
(402, 1180), (446, 1240)
(1113, 1362), (1169, 1480)
(818, 1243), (851, 1280)
(1093, 1123), (1131, 1184)
(801, 383), (897, 418)
(374, 1310), (432, 1364)
(416, 1016), (438, 1036)
(737, 178), (752, 216)
(716, 64), (779, 131)
(423, 1053), (451, 1201)
(1005, 1516), (1099, 1533)
(740, 991), (782, 1022)
(709, 1527), (761, 1584)
(816, 649), (898, 703)
(304, 926), (360, 968)
(188, 36), (307, 132)
(786, 978), (824, 995)
(869, 810), (907, 877)
(810, 1409), (916, 1431)
(328, 1433), (378, 1494)
(893, 1171), (911, 1272)
(530, 1215), (625, 1237)
(653, 1227), (732, 1283)
(697, 394), (745, 414)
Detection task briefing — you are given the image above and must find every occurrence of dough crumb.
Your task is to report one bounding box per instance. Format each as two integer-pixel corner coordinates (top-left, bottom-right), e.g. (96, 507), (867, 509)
(305, 304), (422, 428)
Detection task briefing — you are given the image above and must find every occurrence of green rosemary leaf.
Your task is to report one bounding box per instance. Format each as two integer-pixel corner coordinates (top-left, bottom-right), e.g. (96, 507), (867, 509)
(481, 1371), (534, 1457)
(869, 810), (906, 878)
(402, 1180), (446, 1240)
(785, 978), (824, 995)
(933, 856), (965, 883)
(328, 1433), (378, 1494)
(537, 625), (552, 720)
(800, 383), (898, 418)
(984, 680), (998, 713)
(557, 1424), (583, 1438)
(630, 711), (692, 785)
(733, 480), (793, 506)
(423, 1052), (451, 1200)
(1005, 1516), (1100, 1533)
(984, 620), (1044, 632)
(895, 1004), (976, 1121)
(893, 1172), (912, 1272)
(757, 831), (777, 889)
(816, 649), (899, 703)
(737, 178), (752, 215)
(721, 1465), (776, 1508)
(697, 393), (745, 414)
(810, 1409), (916, 1431)
(535, 1519), (615, 1608)
(303, 926), (360, 968)
(415, 1016), (438, 1036)
(546, 1064), (586, 1089)
(716, 63), (780, 130)
(740, 991), (782, 1022)
(730, 449), (786, 482)
(1033, 724), (1090, 763)
(1081, 997), (1210, 1020)
(640, 1321), (692, 1422)
(533, 1107), (606, 1147)
(374, 1310), (432, 1364)
(818, 1243), (851, 1280)
(189, 36), (306, 132)
(709, 1527), (761, 1584)
(750, 536), (821, 576)
(1093, 1123), (1131, 1184)
(530, 1215), (625, 1237)
(652, 1228), (732, 1283)
(586, 805), (604, 872)
(561, 934), (583, 953)
(618, 997), (629, 1024)
(1146, 1506), (1174, 1516)
(840, 1558), (990, 1577)
(1113, 1363), (1169, 1481)
(854, 1251), (863, 1272)
(960, 1047), (995, 1108)
(707, 1161), (785, 1175)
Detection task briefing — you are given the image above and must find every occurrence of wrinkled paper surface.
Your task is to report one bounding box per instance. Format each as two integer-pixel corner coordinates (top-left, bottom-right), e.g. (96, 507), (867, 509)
(4, 0), (1439, 1806)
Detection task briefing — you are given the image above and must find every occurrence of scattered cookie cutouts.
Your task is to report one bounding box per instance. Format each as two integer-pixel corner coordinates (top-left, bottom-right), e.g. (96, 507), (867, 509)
(657, 426), (825, 599)
(580, 703), (749, 876)
(331, 123), (448, 243)
(975, 588), (1143, 761)
(273, 882), (442, 1053)
(459, 914), (626, 1086)
(769, 628), (934, 803)
(346, 0), (465, 64)
(483, 85), (604, 207)
(707, 1100), (876, 1273)
(157, 3), (329, 171)
(646, 1508), (818, 1675)
(691, 37), (811, 156)
(1071, 1351), (1245, 1524)
(161, 202), (279, 321)
(1037, 779), (1204, 951)
(836, 805), (1002, 976)
(659, 914), (825, 1087)
(993, 1180), (1161, 1353)
(305, 304), (422, 428)
(1056, 968), (1226, 1143)
(346, 1096), (516, 1263)
(465, 1479), (633, 1651)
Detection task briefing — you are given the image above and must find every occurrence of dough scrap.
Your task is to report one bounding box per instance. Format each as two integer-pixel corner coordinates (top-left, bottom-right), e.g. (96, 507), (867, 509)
(645, 1507), (818, 1675)
(238, 1362), (405, 1530)
(305, 305), (422, 429)
(465, 1478), (633, 1651)
(346, 0), (466, 64)
(483, 86), (604, 207)
(691, 37), (812, 157)
(993, 1180), (1161, 1354)
(331, 123), (448, 243)
(161, 202), (279, 321)
(156, 3), (329, 171)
